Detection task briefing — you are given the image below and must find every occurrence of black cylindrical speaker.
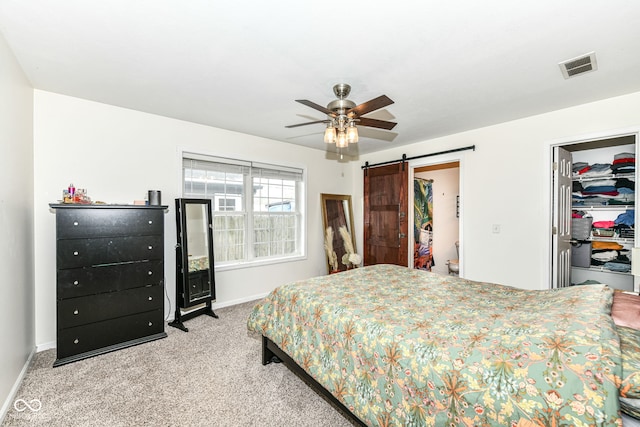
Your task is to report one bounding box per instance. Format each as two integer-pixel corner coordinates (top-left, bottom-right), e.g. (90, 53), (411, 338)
(148, 190), (161, 206)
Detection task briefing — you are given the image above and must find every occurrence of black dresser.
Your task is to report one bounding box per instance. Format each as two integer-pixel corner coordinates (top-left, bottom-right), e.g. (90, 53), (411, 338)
(50, 204), (168, 366)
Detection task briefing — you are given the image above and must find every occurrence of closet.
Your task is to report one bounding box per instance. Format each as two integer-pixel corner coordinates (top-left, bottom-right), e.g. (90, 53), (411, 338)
(553, 134), (637, 291)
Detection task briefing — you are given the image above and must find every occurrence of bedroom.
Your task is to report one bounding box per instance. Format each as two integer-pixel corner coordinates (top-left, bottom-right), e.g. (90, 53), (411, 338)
(3, 1), (640, 425)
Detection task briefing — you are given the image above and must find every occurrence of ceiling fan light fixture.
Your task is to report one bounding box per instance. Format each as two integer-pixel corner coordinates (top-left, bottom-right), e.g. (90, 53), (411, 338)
(286, 83), (395, 152)
(336, 130), (348, 148)
(347, 121), (358, 144)
(324, 123), (337, 143)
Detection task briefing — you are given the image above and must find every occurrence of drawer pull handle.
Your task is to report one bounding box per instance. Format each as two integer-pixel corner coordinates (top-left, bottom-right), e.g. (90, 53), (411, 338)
(148, 296), (153, 301)
(74, 339), (79, 344)
(148, 245), (153, 250)
(73, 280), (79, 285)
(73, 309), (79, 315)
(148, 322), (153, 327)
(73, 251), (79, 256)
(148, 271), (153, 276)
(73, 221), (79, 226)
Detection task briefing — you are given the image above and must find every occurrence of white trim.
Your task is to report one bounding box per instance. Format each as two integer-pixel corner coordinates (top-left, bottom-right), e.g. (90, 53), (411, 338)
(0, 348), (36, 425)
(212, 293), (268, 310)
(408, 151), (465, 276)
(176, 145), (308, 266)
(182, 151), (251, 167)
(35, 341), (55, 352)
(177, 145), (308, 176)
(543, 125), (640, 291)
(165, 293), (269, 321)
(214, 254), (307, 272)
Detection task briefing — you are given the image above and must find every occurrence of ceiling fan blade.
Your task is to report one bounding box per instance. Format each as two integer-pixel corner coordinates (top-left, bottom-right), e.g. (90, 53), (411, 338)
(295, 99), (336, 116)
(357, 117), (397, 130)
(348, 95), (394, 117)
(285, 119), (329, 128)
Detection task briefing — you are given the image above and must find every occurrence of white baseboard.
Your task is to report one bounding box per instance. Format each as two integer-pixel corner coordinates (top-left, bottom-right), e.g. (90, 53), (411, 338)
(212, 293), (268, 310)
(36, 340), (55, 352)
(165, 292), (269, 322)
(0, 348), (36, 425)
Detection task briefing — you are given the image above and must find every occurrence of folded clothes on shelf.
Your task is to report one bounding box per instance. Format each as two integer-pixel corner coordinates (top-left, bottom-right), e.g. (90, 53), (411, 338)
(572, 162), (590, 175)
(592, 220), (615, 229)
(615, 210), (635, 227)
(612, 152), (635, 174)
(579, 163), (612, 177)
(603, 261), (631, 273)
(591, 250), (619, 262)
(592, 241), (623, 250)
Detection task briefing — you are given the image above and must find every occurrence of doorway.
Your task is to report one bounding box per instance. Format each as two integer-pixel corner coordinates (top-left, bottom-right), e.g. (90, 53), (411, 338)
(413, 161), (461, 276)
(363, 162), (409, 267)
(362, 154), (464, 272)
(550, 132), (638, 291)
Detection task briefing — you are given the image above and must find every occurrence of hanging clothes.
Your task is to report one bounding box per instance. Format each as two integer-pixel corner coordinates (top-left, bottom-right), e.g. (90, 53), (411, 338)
(414, 178), (434, 271)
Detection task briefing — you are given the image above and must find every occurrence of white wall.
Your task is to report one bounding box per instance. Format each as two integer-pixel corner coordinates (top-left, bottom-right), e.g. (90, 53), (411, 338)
(353, 91), (640, 290)
(0, 34), (34, 419)
(33, 91), (355, 348)
(27, 83), (640, 347)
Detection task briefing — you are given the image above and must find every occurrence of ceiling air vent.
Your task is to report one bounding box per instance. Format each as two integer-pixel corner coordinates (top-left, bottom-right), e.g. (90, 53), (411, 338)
(559, 52), (598, 79)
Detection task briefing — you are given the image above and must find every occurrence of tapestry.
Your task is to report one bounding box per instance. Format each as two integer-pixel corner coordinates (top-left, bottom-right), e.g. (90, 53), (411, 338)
(414, 178), (434, 270)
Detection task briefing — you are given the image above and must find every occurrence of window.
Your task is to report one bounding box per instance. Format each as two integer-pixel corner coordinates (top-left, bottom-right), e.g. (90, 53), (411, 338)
(217, 198), (236, 212)
(183, 153), (305, 266)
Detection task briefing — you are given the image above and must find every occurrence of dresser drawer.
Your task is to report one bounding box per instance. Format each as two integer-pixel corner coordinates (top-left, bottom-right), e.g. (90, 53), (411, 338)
(56, 208), (163, 239)
(57, 235), (163, 269)
(57, 260), (163, 299)
(56, 309), (164, 360)
(58, 284), (164, 328)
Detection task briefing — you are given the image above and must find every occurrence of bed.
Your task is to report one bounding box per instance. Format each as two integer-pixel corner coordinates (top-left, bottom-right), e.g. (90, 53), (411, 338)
(247, 264), (640, 426)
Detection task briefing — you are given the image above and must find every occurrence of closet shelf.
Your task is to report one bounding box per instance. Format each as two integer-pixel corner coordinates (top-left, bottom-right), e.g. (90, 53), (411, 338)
(572, 204), (634, 210)
(572, 266), (632, 275)
(573, 236), (635, 244)
(572, 172), (635, 182)
(590, 236), (634, 244)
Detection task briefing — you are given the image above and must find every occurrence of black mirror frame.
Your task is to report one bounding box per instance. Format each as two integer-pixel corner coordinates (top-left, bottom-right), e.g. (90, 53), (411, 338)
(169, 198), (218, 332)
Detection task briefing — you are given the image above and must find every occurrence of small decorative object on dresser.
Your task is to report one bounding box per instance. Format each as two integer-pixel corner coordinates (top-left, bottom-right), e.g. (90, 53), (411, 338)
(50, 203), (168, 367)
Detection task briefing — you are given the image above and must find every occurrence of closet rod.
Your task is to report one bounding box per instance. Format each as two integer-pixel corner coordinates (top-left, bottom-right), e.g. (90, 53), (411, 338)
(361, 145), (475, 169)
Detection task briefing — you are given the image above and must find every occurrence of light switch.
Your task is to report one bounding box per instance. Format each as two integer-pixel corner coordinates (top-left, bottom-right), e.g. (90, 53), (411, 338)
(492, 224), (501, 234)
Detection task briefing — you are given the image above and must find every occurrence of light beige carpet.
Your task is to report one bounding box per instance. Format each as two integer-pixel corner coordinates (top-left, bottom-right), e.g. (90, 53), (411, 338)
(2, 301), (355, 427)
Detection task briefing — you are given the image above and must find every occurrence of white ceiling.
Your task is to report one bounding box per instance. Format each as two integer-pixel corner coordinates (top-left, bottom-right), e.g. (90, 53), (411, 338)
(2, 1), (640, 157)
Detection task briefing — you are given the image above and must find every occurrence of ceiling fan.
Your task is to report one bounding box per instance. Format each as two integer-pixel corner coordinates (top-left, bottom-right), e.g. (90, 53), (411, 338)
(286, 83), (396, 148)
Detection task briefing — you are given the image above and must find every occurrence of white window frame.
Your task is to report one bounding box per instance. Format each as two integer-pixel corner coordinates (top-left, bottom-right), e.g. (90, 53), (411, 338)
(182, 151), (306, 271)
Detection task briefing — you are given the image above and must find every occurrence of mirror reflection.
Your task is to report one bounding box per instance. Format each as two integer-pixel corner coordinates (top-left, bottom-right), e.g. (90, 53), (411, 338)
(186, 203), (210, 282)
(321, 194), (358, 274)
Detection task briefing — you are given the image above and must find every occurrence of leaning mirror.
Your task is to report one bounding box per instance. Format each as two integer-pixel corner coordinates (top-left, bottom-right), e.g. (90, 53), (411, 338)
(169, 198), (218, 332)
(321, 193), (358, 274)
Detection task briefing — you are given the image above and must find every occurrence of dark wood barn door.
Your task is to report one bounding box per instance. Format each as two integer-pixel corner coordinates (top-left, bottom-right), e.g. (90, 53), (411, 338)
(363, 162), (409, 266)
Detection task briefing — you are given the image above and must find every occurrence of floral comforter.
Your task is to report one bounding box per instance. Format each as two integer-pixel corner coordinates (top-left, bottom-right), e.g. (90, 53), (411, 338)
(247, 264), (622, 426)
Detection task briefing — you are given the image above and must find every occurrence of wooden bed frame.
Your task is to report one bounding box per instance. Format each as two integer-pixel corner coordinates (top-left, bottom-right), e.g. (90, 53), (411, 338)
(261, 335), (366, 426)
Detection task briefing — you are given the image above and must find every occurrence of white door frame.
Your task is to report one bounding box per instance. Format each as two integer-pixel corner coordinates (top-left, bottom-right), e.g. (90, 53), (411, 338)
(544, 126), (640, 291)
(409, 152), (466, 275)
